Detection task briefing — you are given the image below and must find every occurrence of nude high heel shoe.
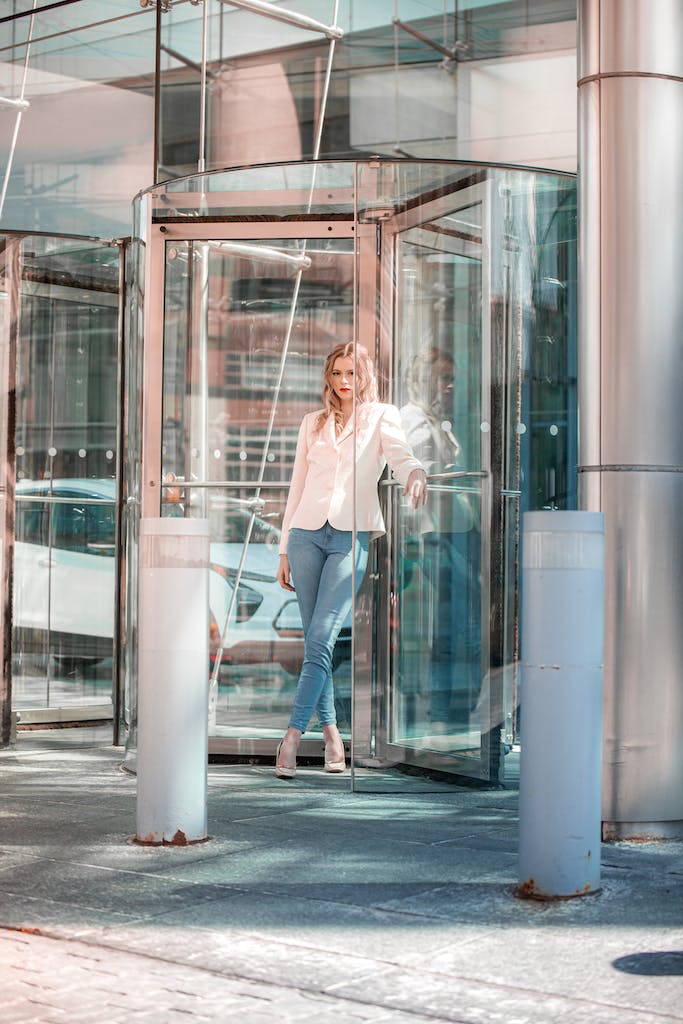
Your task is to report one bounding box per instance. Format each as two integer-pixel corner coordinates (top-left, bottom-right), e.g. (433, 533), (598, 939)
(324, 743), (346, 773)
(275, 741), (296, 779)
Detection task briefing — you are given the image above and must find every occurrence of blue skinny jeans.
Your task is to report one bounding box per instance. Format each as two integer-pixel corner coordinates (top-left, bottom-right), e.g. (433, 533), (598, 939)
(287, 523), (369, 733)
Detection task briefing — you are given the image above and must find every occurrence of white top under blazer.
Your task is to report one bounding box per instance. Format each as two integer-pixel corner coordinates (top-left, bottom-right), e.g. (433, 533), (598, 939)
(279, 402), (423, 554)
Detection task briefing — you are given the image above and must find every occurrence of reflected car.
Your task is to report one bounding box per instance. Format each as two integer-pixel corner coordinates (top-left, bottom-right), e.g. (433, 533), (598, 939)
(206, 506), (350, 677)
(14, 478), (119, 669)
(12, 478), (350, 679)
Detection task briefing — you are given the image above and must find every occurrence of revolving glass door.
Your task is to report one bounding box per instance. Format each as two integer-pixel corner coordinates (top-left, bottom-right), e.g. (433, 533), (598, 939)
(132, 159), (575, 785)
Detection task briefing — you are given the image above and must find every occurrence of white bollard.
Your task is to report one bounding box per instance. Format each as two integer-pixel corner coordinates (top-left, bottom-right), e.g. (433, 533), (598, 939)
(518, 511), (604, 898)
(136, 518), (210, 845)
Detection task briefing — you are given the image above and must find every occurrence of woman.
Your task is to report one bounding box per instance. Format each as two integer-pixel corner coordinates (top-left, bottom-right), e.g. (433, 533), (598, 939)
(275, 342), (427, 778)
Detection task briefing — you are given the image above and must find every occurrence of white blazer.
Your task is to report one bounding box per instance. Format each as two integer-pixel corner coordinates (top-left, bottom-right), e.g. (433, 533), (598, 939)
(279, 402), (423, 554)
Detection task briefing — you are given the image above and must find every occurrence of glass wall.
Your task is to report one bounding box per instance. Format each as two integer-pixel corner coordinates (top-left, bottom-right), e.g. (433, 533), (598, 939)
(0, 1), (156, 236)
(0, 1), (576, 238)
(157, 1), (576, 178)
(8, 234), (123, 720)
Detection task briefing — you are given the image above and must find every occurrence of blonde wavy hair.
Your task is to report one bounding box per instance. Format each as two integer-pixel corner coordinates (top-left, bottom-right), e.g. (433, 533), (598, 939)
(314, 342), (379, 434)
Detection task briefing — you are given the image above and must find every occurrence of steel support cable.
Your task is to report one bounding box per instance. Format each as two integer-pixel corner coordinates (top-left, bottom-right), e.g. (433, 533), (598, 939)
(0, 0), (38, 222)
(0, 0), (83, 24)
(198, 0), (208, 173)
(208, 0), (342, 712)
(0, 9), (151, 57)
(160, 43), (219, 78)
(393, 1), (468, 63)
(393, 0), (399, 154)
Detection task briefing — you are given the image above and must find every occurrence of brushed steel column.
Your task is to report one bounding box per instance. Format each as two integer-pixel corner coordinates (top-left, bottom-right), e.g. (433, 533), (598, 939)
(578, 0), (683, 837)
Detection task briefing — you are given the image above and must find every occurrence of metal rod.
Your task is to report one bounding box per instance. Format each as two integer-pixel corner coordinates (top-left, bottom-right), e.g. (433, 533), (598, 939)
(393, 0), (400, 155)
(310, 2), (339, 163)
(197, 243), (210, 513)
(153, 0), (161, 183)
(45, 246), (59, 706)
(0, 97), (30, 110)
(198, 0), (208, 173)
(380, 470), (487, 485)
(392, 17), (456, 60)
(0, 0), (82, 24)
(210, 241), (311, 268)
(0, 0), (37, 221)
(160, 42), (217, 77)
(218, 0), (343, 39)
(184, 240), (195, 488)
(169, 239), (312, 265)
(112, 240), (127, 746)
(160, 480), (288, 489)
(349, 150), (360, 793)
(15, 493), (116, 505)
(0, 8), (147, 57)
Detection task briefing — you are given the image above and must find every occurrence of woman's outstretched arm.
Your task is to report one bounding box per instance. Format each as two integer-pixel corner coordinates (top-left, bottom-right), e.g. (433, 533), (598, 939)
(379, 405), (428, 509)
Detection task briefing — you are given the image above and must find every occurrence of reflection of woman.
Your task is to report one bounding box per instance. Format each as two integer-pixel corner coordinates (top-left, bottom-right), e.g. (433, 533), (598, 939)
(400, 348), (481, 738)
(275, 343), (427, 778)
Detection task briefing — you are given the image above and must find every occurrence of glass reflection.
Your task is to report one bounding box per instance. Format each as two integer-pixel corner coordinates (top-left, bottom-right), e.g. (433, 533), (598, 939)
(394, 234), (485, 763)
(399, 347), (482, 751)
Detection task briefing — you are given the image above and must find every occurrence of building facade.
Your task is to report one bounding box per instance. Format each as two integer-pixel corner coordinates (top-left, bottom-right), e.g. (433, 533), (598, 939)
(0, 0), (679, 834)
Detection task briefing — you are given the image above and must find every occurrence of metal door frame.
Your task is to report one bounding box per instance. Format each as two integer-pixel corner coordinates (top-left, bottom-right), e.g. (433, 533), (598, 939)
(141, 216), (374, 758)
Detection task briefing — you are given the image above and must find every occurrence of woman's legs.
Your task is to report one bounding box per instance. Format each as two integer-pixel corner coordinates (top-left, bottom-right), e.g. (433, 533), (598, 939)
(288, 524), (368, 731)
(277, 524), (368, 771)
(286, 526), (328, 728)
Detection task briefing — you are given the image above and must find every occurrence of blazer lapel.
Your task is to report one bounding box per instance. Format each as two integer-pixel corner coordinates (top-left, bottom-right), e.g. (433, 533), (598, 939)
(337, 412), (355, 445)
(352, 402), (381, 453)
(325, 412), (339, 449)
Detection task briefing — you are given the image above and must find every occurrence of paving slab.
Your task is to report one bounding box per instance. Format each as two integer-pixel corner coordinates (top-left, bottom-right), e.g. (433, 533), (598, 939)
(0, 728), (682, 1024)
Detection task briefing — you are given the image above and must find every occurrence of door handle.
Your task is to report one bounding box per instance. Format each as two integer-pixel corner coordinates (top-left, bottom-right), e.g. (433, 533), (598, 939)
(381, 471), (488, 487)
(427, 470), (488, 481)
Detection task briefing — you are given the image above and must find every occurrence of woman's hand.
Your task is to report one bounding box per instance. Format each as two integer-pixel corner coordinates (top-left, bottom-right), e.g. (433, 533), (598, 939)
(404, 468), (428, 510)
(277, 553), (295, 591)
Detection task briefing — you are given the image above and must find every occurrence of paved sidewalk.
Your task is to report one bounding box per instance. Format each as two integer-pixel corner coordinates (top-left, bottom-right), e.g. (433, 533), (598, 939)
(0, 727), (681, 1024)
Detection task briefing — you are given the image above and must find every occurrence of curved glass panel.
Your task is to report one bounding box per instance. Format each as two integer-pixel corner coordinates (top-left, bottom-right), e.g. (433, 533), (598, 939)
(153, 162), (356, 222)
